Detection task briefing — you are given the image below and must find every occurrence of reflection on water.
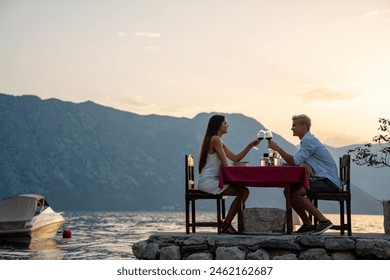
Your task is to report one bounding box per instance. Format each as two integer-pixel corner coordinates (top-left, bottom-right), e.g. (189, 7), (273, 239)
(0, 212), (385, 260)
(29, 239), (63, 260)
(0, 239), (62, 260)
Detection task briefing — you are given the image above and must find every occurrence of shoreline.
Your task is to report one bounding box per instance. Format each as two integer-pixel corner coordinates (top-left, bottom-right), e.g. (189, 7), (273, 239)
(132, 232), (390, 260)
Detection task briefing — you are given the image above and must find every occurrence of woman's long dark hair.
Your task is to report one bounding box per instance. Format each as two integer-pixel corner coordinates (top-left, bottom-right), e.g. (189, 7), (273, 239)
(198, 115), (225, 173)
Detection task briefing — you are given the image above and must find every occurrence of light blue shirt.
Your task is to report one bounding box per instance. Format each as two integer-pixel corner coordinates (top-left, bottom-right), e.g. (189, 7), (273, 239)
(293, 131), (341, 188)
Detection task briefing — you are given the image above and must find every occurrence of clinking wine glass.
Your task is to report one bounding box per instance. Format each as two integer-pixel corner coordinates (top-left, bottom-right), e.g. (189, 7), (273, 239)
(257, 129), (265, 141)
(253, 130), (265, 150)
(264, 130), (273, 141)
(265, 130), (274, 160)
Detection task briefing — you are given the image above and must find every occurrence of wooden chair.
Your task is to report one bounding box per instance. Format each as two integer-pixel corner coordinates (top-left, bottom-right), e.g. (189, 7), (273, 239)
(309, 154), (352, 235)
(185, 154), (226, 234)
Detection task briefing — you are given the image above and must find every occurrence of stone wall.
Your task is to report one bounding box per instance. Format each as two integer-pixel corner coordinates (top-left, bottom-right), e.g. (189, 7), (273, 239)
(243, 208), (286, 233)
(132, 233), (390, 260)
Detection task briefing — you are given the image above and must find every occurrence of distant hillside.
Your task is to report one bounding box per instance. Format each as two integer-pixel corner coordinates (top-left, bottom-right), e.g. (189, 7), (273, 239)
(0, 93), (385, 214)
(326, 145), (390, 202)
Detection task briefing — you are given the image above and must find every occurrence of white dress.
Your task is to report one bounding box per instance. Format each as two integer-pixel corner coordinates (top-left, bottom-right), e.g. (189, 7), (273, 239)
(197, 153), (229, 194)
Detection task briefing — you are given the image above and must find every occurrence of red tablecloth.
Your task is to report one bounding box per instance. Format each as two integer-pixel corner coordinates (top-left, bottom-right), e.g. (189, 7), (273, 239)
(219, 166), (309, 190)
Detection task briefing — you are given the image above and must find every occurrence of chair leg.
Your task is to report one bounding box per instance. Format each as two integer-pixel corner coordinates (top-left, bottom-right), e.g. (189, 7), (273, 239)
(347, 200), (352, 236)
(217, 199), (222, 234)
(222, 199), (226, 220)
(340, 201), (345, 235)
(185, 198), (190, 234)
(309, 196), (352, 236)
(191, 199), (196, 233)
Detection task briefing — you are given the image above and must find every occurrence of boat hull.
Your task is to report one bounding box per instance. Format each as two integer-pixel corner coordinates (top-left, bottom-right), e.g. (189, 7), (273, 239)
(0, 212), (65, 243)
(0, 216), (64, 244)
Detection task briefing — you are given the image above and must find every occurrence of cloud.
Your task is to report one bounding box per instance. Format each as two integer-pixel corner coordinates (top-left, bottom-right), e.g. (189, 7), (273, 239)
(165, 80), (175, 86)
(118, 95), (149, 107)
(363, 10), (390, 18)
(135, 32), (161, 38)
(321, 133), (366, 148)
(96, 95), (149, 111)
(96, 94), (245, 119)
(297, 84), (355, 102)
(119, 44), (132, 49)
(100, 95), (167, 116)
(144, 46), (161, 50)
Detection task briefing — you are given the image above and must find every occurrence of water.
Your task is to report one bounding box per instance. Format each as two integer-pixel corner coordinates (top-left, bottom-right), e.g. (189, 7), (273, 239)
(0, 212), (385, 260)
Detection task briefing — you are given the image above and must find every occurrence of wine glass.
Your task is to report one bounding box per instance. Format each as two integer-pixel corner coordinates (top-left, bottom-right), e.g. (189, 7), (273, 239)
(253, 130), (265, 150)
(257, 129), (265, 141)
(265, 130), (274, 158)
(264, 130), (273, 141)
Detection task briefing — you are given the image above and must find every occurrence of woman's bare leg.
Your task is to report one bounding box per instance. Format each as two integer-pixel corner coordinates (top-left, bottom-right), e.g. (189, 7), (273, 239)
(222, 185), (249, 225)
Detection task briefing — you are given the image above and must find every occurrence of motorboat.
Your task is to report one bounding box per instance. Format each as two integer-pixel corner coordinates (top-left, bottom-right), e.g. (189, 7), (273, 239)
(0, 194), (65, 244)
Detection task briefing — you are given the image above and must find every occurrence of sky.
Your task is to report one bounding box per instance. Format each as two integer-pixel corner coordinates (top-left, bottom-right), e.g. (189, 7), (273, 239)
(0, 0), (389, 147)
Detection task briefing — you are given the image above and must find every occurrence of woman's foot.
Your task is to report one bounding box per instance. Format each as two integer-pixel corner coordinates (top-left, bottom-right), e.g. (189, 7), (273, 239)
(220, 221), (237, 234)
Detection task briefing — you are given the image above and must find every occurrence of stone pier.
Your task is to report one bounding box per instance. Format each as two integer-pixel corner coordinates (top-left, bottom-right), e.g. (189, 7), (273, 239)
(132, 233), (390, 260)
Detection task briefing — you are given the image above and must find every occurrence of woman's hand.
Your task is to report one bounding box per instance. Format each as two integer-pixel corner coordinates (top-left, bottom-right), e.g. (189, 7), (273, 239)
(248, 139), (261, 149)
(225, 139), (260, 163)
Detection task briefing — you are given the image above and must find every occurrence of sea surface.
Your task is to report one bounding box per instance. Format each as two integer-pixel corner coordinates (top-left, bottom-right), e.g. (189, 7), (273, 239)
(0, 212), (386, 260)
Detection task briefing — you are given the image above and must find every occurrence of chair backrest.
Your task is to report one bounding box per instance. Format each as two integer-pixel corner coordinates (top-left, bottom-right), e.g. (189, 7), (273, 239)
(185, 154), (196, 192)
(339, 154), (351, 194)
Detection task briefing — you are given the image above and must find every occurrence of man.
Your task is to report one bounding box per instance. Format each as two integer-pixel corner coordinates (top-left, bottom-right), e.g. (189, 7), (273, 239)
(268, 114), (341, 235)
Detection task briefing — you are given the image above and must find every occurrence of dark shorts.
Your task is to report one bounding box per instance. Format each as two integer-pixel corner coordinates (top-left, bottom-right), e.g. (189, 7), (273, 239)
(307, 177), (339, 195)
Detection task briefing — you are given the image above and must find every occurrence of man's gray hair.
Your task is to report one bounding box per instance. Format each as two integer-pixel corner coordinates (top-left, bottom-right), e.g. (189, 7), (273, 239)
(292, 114), (311, 129)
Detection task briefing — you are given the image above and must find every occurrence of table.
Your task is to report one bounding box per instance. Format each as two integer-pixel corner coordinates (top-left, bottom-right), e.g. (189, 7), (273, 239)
(218, 166), (309, 234)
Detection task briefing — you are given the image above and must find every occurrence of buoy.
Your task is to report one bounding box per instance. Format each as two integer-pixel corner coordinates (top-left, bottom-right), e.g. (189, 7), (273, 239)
(63, 228), (72, 238)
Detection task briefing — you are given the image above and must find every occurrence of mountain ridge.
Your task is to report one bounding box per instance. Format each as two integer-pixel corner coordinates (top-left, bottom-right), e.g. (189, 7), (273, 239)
(0, 93), (387, 214)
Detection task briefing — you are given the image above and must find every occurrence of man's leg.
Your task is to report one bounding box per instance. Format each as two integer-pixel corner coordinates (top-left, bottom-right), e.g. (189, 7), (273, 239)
(291, 185), (328, 222)
(289, 184), (334, 235)
(284, 188), (311, 225)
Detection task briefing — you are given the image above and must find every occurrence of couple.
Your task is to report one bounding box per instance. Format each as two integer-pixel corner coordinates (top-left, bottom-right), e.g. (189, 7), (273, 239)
(197, 114), (340, 235)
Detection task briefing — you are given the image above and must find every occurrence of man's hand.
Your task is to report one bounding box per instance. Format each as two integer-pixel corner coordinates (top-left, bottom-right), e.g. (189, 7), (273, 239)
(301, 163), (314, 178)
(268, 140), (295, 165)
(268, 140), (280, 152)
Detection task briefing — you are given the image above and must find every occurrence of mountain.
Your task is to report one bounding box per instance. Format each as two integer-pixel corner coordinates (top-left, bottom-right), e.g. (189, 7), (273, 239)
(0, 93), (386, 214)
(326, 145), (390, 202)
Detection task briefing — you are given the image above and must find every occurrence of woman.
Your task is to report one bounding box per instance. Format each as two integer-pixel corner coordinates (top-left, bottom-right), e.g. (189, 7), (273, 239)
(197, 115), (260, 233)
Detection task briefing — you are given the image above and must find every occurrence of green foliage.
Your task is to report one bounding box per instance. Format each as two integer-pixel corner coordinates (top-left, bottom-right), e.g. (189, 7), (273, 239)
(347, 118), (390, 168)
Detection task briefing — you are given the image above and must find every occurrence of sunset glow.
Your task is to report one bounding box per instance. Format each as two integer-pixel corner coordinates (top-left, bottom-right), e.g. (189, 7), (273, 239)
(0, 0), (389, 147)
